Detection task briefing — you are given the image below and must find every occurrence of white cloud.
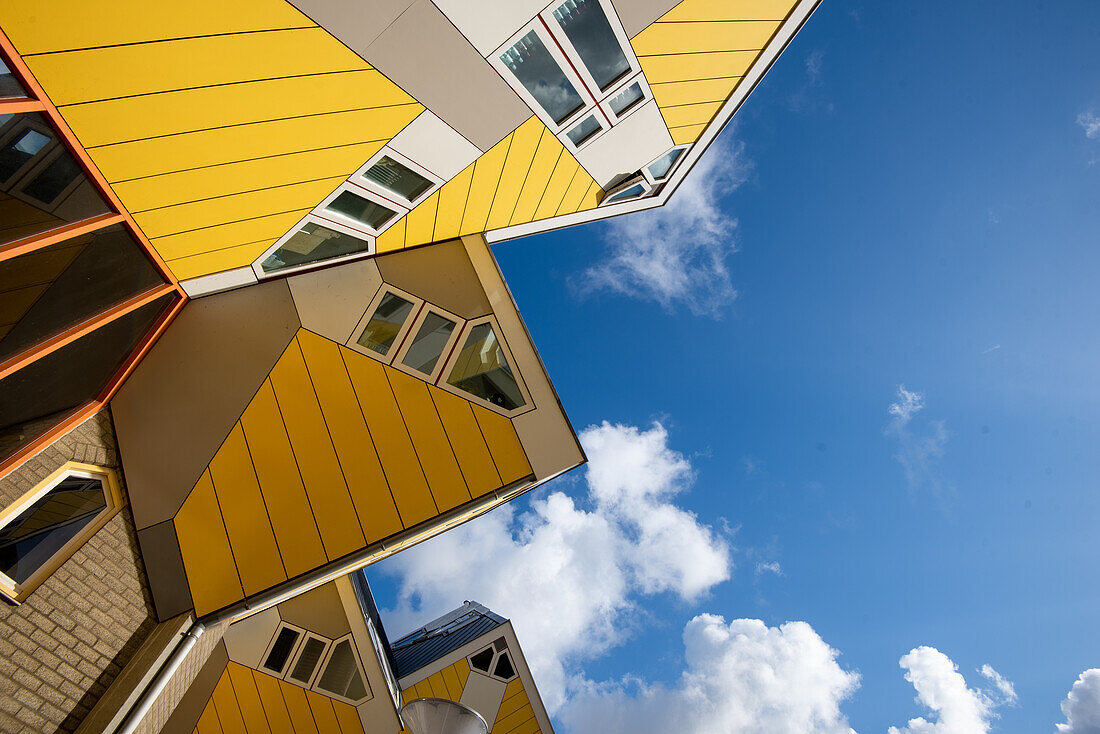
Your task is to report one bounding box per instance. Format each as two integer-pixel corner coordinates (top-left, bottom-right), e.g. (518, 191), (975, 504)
(1056, 669), (1100, 734)
(579, 136), (749, 317)
(887, 648), (1014, 734)
(559, 614), (860, 734)
(886, 385), (952, 497)
(1078, 112), (1100, 140)
(889, 385), (925, 422)
(755, 561), (783, 577)
(375, 421), (731, 712)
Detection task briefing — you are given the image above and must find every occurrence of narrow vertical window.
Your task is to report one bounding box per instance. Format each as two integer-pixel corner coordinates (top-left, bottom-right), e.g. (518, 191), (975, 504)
(401, 312), (455, 375)
(358, 292), (416, 356)
(552, 0), (631, 92)
(446, 323), (525, 410)
(263, 627), (301, 674)
(500, 31), (585, 125)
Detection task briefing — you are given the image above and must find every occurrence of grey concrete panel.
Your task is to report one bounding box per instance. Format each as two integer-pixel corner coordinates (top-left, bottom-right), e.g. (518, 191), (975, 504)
(288, 0), (417, 52)
(614, 0), (684, 37)
(111, 280), (300, 531)
(362, 0), (531, 151)
(375, 239), (492, 320)
(137, 520), (194, 622)
(288, 257), (383, 345)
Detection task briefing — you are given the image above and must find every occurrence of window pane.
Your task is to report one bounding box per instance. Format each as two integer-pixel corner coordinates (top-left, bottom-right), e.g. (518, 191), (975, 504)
(0, 293), (176, 463)
(317, 640), (367, 701)
(566, 114), (601, 146)
(22, 152), (82, 204)
(501, 31), (585, 125)
(0, 224), (167, 362)
(1, 128), (51, 182)
(553, 0), (631, 91)
(401, 312), (455, 375)
(493, 652), (515, 680)
(470, 648), (494, 672)
(606, 182), (646, 203)
(290, 637), (327, 683)
(324, 190), (397, 231)
(647, 147), (685, 181)
(261, 222), (370, 274)
(357, 292), (414, 356)
(0, 475), (106, 585)
(263, 627), (301, 673)
(447, 323), (525, 410)
(362, 156), (433, 202)
(0, 57), (28, 98)
(608, 81), (644, 117)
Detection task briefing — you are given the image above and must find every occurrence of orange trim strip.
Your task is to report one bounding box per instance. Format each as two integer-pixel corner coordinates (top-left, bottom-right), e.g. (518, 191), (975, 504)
(0, 402), (102, 480)
(0, 284), (177, 381)
(0, 212), (123, 263)
(0, 98), (45, 114)
(97, 291), (185, 403)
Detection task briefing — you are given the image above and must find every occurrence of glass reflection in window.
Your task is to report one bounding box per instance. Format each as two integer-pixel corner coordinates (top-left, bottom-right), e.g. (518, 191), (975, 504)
(0, 57), (27, 98)
(447, 323), (525, 410)
(402, 312), (455, 375)
(567, 114), (602, 146)
(501, 31), (585, 125)
(647, 147), (685, 181)
(358, 292), (415, 356)
(362, 156), (433, 203)
(553, 0), (631, 91)
(605, 182), (647, 203)
(261, 222), (370, 273)
(316, 640), (368, 701)
(608, 81), (644, 117)
(325, 190), (398, 231)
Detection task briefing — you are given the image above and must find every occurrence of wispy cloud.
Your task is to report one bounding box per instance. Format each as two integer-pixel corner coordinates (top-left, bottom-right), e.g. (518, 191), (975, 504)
(886, 385), (953, 499)
(981, 345), (1001, 355)
(888, 647), (1016, 734)
(788, 49), (832, 114)
(578, 136), (750, 317)
(1078, 111), (1100, 140)
(755, 560), (783, 577)
(1056, 668), (1100, 733)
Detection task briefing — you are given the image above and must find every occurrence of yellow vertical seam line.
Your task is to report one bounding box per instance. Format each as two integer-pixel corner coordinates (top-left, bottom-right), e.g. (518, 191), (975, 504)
(461, 130), (514, 235)
(212, 670), (247, 734)
(468, 400), (506, 488)
(206, 673), (226, 734)
(305, 689), (340, 732)
(526, 143), (565, 224)
(509, 126), (561, 225)
(382, 369), (450, 514)
(252, 668), (294, 734)
(290, 682), (323, 734)
(430, 389), (502, 498)
(423, 386), (475, 505)
(331, 697), (363, 734)
(485, 121), (541, 230)
(431, 161), (474, 242)
(228, 663), (273, 733)
(276, 677), (317, 734)
(555, 165), (591, 216)
(236, 422), (291, 581)
(176, 469), (245, 615)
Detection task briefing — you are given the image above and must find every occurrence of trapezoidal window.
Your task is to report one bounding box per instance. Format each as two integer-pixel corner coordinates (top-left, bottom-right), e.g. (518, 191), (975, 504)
(500, 30), (585, 126)
(400, 311), (456, 376)
(357, 291), (416, 356)
(551, 0), (631, 92)
(259, 220), (372, 275)
(262, 625), (303, 675)
(467, 643), (518, 683)
(446, 321), (526, 411)
(0, 463), (122, 602)
(361, 155), (434, 204)
(315, 637), (371, 704)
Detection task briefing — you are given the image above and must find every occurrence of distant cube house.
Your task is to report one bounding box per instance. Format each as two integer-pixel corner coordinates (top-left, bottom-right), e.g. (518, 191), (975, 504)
(0, 1), (817, 731)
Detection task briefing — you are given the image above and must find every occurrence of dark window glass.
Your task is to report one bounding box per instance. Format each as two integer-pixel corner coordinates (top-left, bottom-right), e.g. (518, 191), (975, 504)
(290, 637), (327, 683)
(493, 652), (515, 680)
(325, 190), (397, 231)
(501, 31), (585, 125)
(608, 81), (644, 117)
(0, 224), (167, 362)
(606, 182), (646, 203)
(553, 0), (631, 91)
(0, 475), (107, 584)
(358, 292), (415, 356)
(317, 640), (368, 701)
(0, 57), (28, 98)
(566, 114), (602, 146)
(401, 312), (455, 375)
(447, 323), (525, 410)
(647, 147), (685, 181)
(263, 627), (301, 673)
(260, 222), (371, 274)
(0, 293), (176, 463)
(362, 156), (433, 202)
(470, 647), (494, 672)
(0, 127), (51, 182)
(22, 152), (82, 204)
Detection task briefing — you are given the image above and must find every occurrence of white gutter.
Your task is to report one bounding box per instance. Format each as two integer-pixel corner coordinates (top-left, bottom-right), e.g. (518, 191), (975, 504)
(115, 624), (205, 734)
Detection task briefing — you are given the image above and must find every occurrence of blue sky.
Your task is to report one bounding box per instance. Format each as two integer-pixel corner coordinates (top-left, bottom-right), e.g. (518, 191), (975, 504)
(369, 2), (1100, 732)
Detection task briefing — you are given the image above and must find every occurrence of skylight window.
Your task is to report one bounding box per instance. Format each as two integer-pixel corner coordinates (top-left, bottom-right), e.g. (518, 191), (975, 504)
(447, 322), (525, 410)
(552, 0), (631, 92)
(358, 292), (416, 356)
(362, 155), (433, 203)
(500, 31), (585, 125)
(401, 311), (456, 375)
(259, 221), (371, 274)
(325, 189), (398, 231)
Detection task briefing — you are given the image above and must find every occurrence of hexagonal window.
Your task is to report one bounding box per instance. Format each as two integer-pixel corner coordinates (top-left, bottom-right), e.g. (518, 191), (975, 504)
(0, 462), (122, 602)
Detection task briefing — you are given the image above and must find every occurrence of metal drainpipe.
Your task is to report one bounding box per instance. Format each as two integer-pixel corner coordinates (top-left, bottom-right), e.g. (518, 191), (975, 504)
(114, 623), (205, 734)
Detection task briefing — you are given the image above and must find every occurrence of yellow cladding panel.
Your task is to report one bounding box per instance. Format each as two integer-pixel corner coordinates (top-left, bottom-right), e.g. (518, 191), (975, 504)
(211, 671), (247, 734)
(174, 471), (243, 616)
(280, 684), (321, 734)
(386, 369), (472, 513)
(404, 190), (439, 247)
(26, 28), (366, 105)
(471, 406), (532, 485)
(639, 49), (758, 85)
(431, 389), (502, 498)
(461, 130), (513, 235)
(486, 118), (544, 231)
(557, 167), (597, 216)
(196, 699), (221, 734)
(631, 20), (780, 56)
(153, 209), (308, 262)
(252, 670), (295, 734)
(240, 379), (328, 578)
(167, 242), (279, 281)
(342, 349), (438, 527)
(331, 700), (364, 733)
(660, 100), (725, 130)
(269, 336), (366, 559)
(650, 77), (744, 109)
(658, 0), (797, 22)
(433, 162), (475, 242)
(0, 0), (313, 54)
(511, 128), (565, 225)
(65, 70), (410, 148)
(296, 329), (404, 543)
(227, 664), (271, 734)
(375, 217), (406, 254)
(533, 152), (581, 222)
(672, 123), (708, 144)
(208, 424), (287, 596)
(305, 690), (341, 733)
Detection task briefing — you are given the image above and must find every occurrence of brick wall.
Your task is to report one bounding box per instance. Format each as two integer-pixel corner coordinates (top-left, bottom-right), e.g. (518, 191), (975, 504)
(0, 410), (157, 733)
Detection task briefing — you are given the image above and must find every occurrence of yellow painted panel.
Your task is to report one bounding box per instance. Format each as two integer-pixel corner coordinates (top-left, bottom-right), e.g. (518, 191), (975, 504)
(114, 141), (383, 213)
(441, 665), (462, 700)
(65, 70), (411, 148)
(305, 690), (341, 733)
(135, 177), (343, 238)
(342, 352), (437, 527)
(387, 369), (471, 513)
(497, 686), (530, 720)
(638, 50), (757, 84)
(672, 123), (708, 144)
(196, 701), (222, 734)
(375, 217), (406, 253)
(510, 128), (564, 226)
(556, 167), (596, 216)
(332, 699), (364, 734)
(152, 209), (307, 261)
(432, 162), (475, 242)
(209, 423), (287, 595)
(472, 406), (532, 485)
(29, 28), (365, 105)
(280, 682), (320, 734)
(166, 240), (277, 280)
(431, 389), (501, 498)
(659, 0), (796, 22)
(460, 131), (513, 235)
(486, 119), (543, 230)
(404, 189), (439, 248)
(631, 20), (779, 56)
(401, 687), (416, 706)
(175, 471), (243, 615)
(532, 151), (580, 222)
(577, 181), (604, 212)
(212, 670), (248, 734)
(297, 330), (403, 543)
(227, 663), (270, 734)
(240, 379), (328, 578)
(501, 677), (525, 703)
(455, 658), (471, 691)
(89, 104), (421, 182)
(507, 716), (542, 734)
(269, 336), (365, 559)
(0, 0), (313, 55)
(650, 76), (743, 108)
(252, 671), (295, 734)
(659, 100), (725, 130)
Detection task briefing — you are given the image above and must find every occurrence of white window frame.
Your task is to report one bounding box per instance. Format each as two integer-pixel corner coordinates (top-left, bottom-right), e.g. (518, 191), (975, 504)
(598, 72), (654, 125)
(466, 644), (518, 683)
(312, 634), (373, 705)
(642, 144), (691, 185)
(539, 0), (642, 100)
(351, 146), (445, 209)
(260, 622), (308, 676)
(560, 110), (608, 154)
(437, 314), (534, 417)
(598, 174), (653, 206)
(313, 181), (409, 237)
(285, 631), (333, 688)
(345, 284), (424, 362)
(251, 213), (376, 280)
(392, 302), (465, 384)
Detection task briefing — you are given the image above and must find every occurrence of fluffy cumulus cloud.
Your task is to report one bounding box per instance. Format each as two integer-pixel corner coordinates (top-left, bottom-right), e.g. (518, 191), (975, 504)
(1056, 669), (1100, 734)
(560, 614), (860, 734)
(579, 136), (750, 317)
(887, 647), (1014, 734)
(376, 421), (731, 712)
(886, 385), (952, 497)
